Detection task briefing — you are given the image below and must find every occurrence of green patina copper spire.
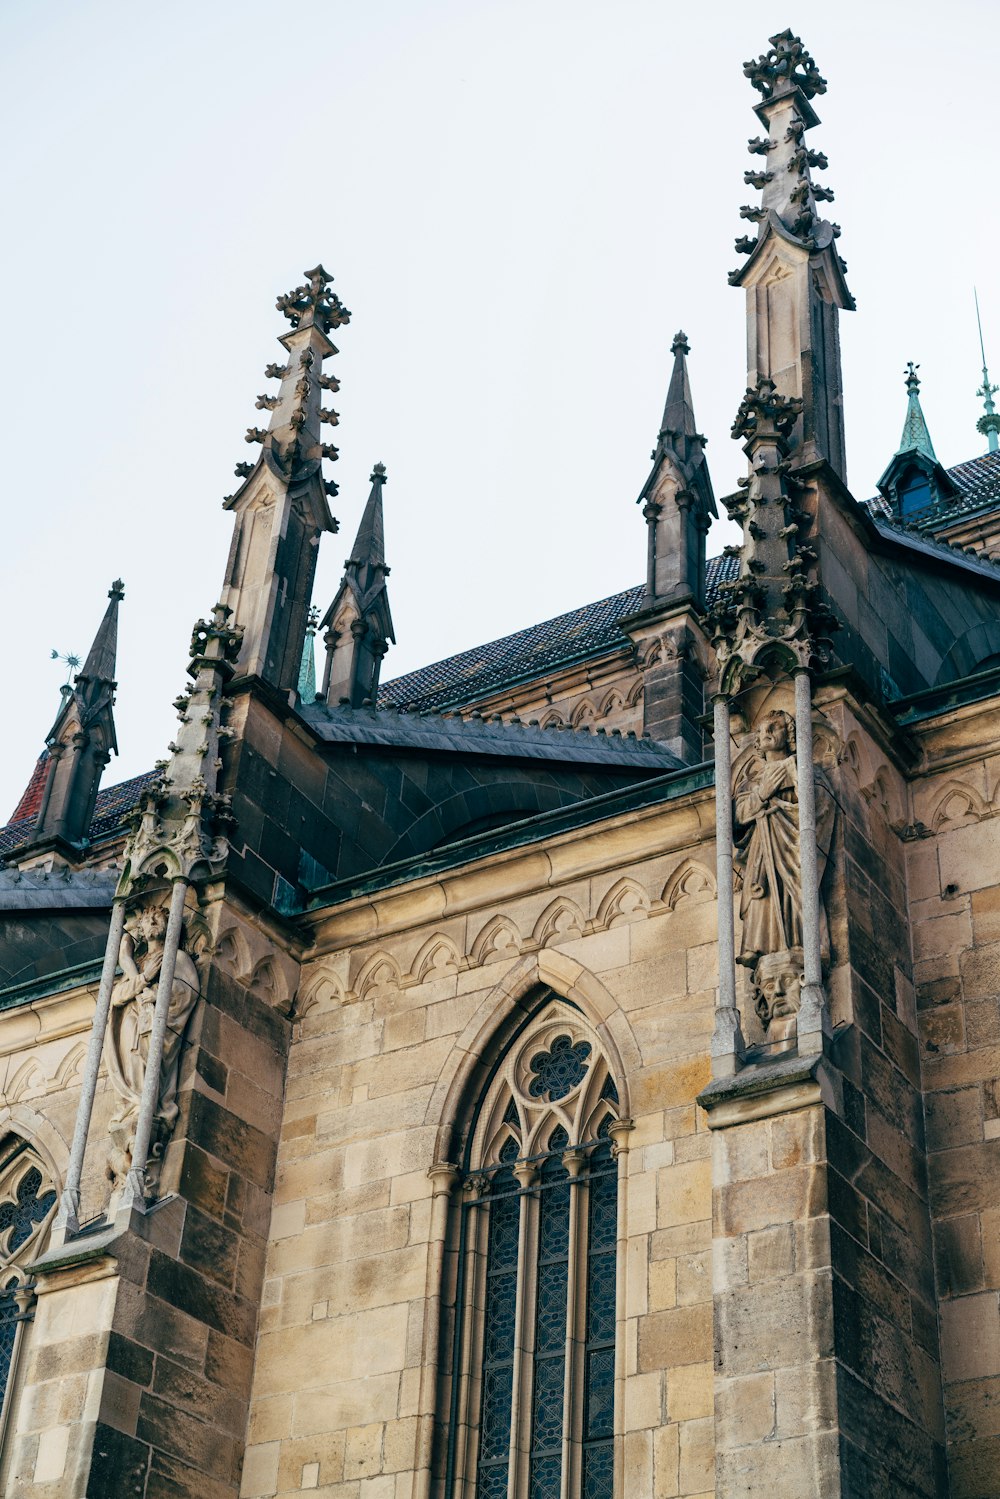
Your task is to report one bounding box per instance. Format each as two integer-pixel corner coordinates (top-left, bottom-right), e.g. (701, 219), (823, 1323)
(298, 606), (320, 704)
(975, 290), (1000, 454)
(896, 362), (937, 461)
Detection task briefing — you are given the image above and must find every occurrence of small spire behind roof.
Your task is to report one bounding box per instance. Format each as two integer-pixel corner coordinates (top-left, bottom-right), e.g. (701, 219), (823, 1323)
(298, 606), (320, 705)
(320, 463), (395, 708)
(897, 363), (938, 462)
(17, 581), (125, 856)
(975, 290), (1000, 454)
(659, 332), (698, 439)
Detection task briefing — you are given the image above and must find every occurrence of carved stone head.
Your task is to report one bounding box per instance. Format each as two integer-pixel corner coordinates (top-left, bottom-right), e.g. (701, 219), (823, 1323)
(755, 708), (796, 759)
(753, 947), (803, 1051)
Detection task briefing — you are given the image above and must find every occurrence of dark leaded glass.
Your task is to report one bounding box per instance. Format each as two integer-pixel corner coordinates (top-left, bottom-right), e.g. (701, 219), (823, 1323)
(582, 1138), (617, 1493)
(528, 1146), (569, 1499)
(0, 1168), (55, 1256)
(582, 1440), (614, 1499)
(599, 1075), (619, 1106)
(502, 1098), (520, 1129)
(527, 1034), (591, 1101)
(0, 1278), (18, 1418)
(476, 1147), (520, 1494)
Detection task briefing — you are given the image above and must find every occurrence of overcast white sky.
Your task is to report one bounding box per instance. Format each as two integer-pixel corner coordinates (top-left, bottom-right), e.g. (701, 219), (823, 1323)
(1, 1), (997, 817)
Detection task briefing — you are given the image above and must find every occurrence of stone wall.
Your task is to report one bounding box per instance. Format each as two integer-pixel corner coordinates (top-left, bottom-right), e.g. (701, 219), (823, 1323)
(907, 701), (1000, 1498)
(241, 796), (721, 1499)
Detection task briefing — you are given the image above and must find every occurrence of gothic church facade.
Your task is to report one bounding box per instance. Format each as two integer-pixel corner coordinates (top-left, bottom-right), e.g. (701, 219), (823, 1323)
(0, 29), (999, 1499)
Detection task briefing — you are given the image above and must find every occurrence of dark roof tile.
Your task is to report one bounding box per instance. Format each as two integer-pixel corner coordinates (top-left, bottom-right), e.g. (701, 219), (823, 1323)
(378, 553), (738, 714)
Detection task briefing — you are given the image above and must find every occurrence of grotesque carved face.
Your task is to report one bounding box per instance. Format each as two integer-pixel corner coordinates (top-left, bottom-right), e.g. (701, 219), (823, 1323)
(757, 963), (802, 1018)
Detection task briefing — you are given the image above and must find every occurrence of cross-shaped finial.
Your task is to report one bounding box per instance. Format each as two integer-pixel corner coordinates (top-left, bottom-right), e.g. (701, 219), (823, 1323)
(109, 579), (125, 601)
(671, 331), (690, 357)
(371, 462), (387, 483)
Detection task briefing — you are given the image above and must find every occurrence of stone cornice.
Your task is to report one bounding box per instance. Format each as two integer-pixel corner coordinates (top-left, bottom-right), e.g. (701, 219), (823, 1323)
(301, 771), (715, 956)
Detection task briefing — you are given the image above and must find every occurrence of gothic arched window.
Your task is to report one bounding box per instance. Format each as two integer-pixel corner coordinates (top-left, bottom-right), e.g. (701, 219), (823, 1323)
(0, 1140), (57, 1453)
(444, 996), (625, 1499)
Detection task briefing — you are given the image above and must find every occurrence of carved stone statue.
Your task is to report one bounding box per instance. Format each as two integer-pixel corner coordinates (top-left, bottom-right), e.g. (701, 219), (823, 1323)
(733, 709), (834, 1045)
(105, 903), (200, 1183)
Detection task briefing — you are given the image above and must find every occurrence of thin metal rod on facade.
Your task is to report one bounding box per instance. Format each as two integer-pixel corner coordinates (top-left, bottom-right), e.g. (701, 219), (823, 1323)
(794, 669), (826, 1047)
(711, 696), (744, 1074)
(121, 878), (189, 1210)
(53, 896), (128, 1240)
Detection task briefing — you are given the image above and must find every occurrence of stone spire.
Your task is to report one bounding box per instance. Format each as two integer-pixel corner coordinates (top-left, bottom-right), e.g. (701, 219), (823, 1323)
(321, 463), (395, 707)
(975, 291), (1000, 454)
(877, 363), (957, 517)
(28, 581), (124, 854)
(637, 332), (716, 609)
(220, 266), (347, 695)
(731, 30), (854, 480)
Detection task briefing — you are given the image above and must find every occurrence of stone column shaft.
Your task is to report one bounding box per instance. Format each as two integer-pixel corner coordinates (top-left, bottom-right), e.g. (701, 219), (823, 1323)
(794, 669), (827, 1048)
(712, 696), (745, 1075)
(53, 897), (127, 1242)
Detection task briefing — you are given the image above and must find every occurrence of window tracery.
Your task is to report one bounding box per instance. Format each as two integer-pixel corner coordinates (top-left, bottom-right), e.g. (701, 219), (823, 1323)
(0, 1140), (57, 1452)
(446, 996), (624, 1499)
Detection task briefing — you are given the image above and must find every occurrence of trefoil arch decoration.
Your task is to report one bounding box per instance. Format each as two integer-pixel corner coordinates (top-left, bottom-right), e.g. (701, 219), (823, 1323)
(443, 992), (626, 1499)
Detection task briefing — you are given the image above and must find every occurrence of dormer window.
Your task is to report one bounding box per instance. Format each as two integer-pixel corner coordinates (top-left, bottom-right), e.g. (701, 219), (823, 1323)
(897, 467), (932, 517)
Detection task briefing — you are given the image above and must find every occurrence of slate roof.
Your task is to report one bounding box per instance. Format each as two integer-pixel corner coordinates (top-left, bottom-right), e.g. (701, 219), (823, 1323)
(378, 553), (739, 714)
(0, 770), (157, 857)
(940, 450), (1000, 518)
(301, 702), (681, 768)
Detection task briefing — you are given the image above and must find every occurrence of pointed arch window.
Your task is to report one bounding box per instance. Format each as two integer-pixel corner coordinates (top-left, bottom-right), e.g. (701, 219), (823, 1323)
(0, 1139), (57, 1468)
(444, 995), (627, 1499)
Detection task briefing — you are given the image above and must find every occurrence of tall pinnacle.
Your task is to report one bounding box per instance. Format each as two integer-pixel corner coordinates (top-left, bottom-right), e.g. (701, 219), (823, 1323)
(21, 582), (125, 855)
(975, 290), (1000, 454)
(320, 464), (396, 708)
(896, 363), (937, 462)
(73, 579), (124, 726)
(660, 332), (699, 438)
(636, 331), (715, 610)
(730, 30), (854, 479)
(220, 265), (348, 695)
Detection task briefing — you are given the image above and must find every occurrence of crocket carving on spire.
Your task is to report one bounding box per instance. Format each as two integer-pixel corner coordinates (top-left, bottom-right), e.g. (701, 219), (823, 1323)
(220, 266), (347, 695)
(730, 30), (854, 480)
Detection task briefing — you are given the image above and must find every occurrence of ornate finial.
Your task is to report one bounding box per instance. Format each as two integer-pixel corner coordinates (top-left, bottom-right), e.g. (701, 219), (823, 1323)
(306, 605), (320, 634)
(276, 263), (351, 335)
(904, 361), (921, 394)
(370, 461), (387, 483)
(50, 648), (81, 685)
(975, 289), (1000, 454)
(744, 30), (826, 102)
(109, 579), (125, 602)
(670, 331), (690, 357)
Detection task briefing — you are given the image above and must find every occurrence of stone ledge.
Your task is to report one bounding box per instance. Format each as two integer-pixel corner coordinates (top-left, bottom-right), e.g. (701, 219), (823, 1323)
(698, 1052), (831, 1127)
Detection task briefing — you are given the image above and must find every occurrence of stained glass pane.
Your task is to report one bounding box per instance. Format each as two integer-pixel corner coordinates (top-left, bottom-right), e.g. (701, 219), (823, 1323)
(582, 1441), (614, 1499)
(528, 1148), (569, 1499)
(0, 1167), (56, 1257)
(582, 1138), (617, 1496)
(0, 1283), (18, 1415)
(527, 1034), (591, 1101)
(476, 1161), (519, 1495)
